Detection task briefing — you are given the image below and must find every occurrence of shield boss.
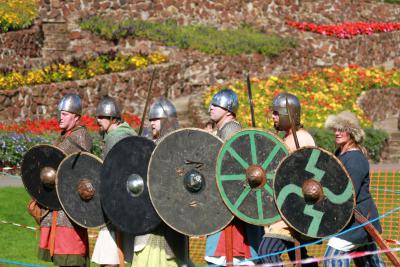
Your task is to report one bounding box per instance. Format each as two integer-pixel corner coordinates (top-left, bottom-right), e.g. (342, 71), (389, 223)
(57, 152), (106, 228)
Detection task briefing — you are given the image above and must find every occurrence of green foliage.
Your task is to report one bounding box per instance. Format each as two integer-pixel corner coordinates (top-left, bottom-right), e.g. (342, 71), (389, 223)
(382, 0), (400, 3)
(363, 128), (389, 161)
(308, 128), (389, 162)
(0, 0), (38, 33)
(80, 16), (295, 57)
(308, 128), (337, 153)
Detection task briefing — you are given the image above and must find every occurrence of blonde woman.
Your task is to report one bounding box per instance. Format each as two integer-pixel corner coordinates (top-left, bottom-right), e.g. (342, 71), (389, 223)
(324, 111), (385, 267)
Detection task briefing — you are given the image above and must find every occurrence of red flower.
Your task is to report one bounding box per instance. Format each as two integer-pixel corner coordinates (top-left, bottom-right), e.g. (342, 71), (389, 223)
(287, 21), (400, 39)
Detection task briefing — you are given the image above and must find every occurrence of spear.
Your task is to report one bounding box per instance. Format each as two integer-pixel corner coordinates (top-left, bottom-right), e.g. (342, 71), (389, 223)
(246, 72), (256, 127)
(138, 68), (157, 136)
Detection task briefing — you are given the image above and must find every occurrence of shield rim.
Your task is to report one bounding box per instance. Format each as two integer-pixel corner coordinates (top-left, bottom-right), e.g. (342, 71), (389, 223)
(100, 135), (159, 235)
(216, 128), (289, 226)
(56, 151), (106, 229)
(22, 144), (66, 210)
(148, 127), (234, 236)
(273, 146), (356, 238)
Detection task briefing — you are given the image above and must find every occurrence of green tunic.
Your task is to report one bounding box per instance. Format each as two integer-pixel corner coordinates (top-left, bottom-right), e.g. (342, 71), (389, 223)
(103, 122), (137, 158)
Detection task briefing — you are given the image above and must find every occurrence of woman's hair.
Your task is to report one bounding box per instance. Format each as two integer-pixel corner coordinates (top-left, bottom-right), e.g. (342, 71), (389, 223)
(345, 135), (369, 158)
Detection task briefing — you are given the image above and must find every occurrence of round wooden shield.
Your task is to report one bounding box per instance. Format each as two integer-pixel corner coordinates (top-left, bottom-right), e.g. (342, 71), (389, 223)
(148, 128), (233, 236)
(21, 144), (66, 210)
(216, 129), (289, 225)
(100, 136), (160, 235)
(56, 152), (106, 228)
(274, 147), (355, 238)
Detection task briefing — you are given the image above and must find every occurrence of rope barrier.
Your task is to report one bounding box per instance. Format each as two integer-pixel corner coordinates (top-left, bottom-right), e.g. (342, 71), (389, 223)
(0, 259), (47, 267)
(371, 186), (400, 195)
(0, 220), (37, 231)
(0, 170), (21, 179)
(202, 206), (400, 267)
(253, 247), (400, 267)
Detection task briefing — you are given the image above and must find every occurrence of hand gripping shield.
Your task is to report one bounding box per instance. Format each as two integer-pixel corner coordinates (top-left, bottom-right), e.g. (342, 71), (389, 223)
(216, 129), (289, 225)
(21, 144), (66, 210)
(148, 128), (233, 236)
(100, 136), (160, 235)
(56, 152), (106, 228)
(274, 147), (355, 238)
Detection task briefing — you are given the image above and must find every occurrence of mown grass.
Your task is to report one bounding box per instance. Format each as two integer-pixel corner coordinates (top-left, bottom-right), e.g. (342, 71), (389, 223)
(0, 187), (50, 266)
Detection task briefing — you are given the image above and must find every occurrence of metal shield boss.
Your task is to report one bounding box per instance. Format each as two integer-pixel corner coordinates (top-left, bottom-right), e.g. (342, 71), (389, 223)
(56, 152), (106, 228)
(101, 136), (160, 235)
(274, 147), (355, 238)
(216, 129), (289, 225)
(21, 144), (66, 210)
(148, 128), (233, 236)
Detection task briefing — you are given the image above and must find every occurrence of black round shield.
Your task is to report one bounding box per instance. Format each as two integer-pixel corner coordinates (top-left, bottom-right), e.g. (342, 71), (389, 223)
(21, 144), (66, 210)
(148, 128), (233, 236)
(56, 152), (106, 228)
(101, 136), (160, 235)
(216, 129), (289, 225)
(274, 147), (355, 238)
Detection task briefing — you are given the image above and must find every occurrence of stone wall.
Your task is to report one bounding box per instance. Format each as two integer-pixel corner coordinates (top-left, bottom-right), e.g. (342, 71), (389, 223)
(2, 0), (400, 121)
(36, 0), (400, 80)
(0, 62), (192, 121)
(0, 24), (43, 71)
(358, 88), (400, 121)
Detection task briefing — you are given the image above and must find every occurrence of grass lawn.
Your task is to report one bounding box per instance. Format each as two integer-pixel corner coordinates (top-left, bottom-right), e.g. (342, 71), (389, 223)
(0, 171), (399, 266)
(0, 187), (50, 266)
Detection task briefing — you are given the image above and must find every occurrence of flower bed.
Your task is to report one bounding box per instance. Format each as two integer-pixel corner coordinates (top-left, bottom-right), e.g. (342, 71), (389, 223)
(204, 66), (395, 160)
(205, 66), (400, 128)
(0, 0), (38, 33)
(0, 52), (168, 90)
(0, 114), (141, 134)
(287, 21), (400, 39)
(0, 114), (141, 167)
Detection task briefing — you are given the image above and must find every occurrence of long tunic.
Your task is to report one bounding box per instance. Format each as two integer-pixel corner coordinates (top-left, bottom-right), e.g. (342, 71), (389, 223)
(92, 122), (137, 264)
(133, 120), (184, 267)
(39, 125), (92, 266)
(330, 150), (381, 245)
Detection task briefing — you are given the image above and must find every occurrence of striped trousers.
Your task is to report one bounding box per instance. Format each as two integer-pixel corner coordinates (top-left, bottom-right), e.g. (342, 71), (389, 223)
(323, 243), (386, 267)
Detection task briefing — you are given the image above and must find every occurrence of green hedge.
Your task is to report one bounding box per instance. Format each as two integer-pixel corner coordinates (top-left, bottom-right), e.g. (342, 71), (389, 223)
(80, 17), (296, 57)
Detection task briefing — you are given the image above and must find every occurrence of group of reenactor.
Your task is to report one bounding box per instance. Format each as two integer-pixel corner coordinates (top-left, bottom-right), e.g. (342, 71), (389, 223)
(22, 87), (396, 267)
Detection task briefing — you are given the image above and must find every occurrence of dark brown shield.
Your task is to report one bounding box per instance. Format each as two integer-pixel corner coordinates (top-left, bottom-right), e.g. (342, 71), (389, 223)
(148, 128), (233, 236)
(21, 144), (66, 210)
(100, 136), (160, 235)
(274, 147), (355, 238)
(56, 152), (106, 228)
